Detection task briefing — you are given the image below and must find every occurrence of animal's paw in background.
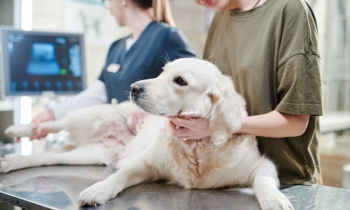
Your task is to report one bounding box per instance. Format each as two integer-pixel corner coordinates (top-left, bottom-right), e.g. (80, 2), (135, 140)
(5, 124), (33, 138)
(0, 154), (21, 173)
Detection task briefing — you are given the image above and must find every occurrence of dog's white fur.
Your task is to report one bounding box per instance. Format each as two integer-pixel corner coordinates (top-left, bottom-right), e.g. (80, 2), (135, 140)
(3, 58), (292, 210)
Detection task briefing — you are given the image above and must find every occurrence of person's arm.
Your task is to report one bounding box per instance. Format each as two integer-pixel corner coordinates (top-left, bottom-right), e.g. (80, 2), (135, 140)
(237, 111), (309, 137)
(50, 80), (108, 120)
(168, 111), (310, 140)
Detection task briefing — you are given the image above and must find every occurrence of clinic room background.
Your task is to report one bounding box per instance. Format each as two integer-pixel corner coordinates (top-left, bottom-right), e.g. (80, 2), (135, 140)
(0, 0), (349, 193)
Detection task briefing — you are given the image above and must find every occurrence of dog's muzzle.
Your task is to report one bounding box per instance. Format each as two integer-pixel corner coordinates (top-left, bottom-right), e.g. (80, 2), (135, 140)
(131, 83), (144, 95)
(131, 83), (145, 102)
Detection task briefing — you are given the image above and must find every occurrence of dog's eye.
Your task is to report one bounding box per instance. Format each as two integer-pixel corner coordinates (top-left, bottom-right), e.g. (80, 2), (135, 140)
(174, 76), (187, 86)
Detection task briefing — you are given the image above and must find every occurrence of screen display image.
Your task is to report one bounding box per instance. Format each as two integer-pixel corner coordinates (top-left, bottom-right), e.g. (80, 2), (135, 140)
(1, 29), (86, 97)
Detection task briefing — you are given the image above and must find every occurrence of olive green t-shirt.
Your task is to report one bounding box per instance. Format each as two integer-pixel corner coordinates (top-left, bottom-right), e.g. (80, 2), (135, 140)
(203, 0), (322, 184)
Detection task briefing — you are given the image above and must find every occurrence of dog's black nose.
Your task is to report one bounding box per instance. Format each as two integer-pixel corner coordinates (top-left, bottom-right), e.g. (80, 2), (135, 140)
(131, 83), (144, 96)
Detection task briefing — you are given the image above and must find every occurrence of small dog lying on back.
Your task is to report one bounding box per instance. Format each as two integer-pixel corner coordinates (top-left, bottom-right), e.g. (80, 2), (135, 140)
(4, 58), (292, 210)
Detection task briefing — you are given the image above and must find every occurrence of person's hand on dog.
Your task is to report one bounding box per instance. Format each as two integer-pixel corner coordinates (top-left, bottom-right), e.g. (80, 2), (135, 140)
(168, 116), (210, 140)
(30, 108), (55, 140)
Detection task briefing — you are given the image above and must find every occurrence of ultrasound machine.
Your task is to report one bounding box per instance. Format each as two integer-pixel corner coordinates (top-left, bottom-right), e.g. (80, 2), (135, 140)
(0, 27), (86, 126)
(1, 28), (86, 97)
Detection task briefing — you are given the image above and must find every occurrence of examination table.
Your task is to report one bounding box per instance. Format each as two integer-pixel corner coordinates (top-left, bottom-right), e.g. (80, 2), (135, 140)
(0, 141), (349, 210)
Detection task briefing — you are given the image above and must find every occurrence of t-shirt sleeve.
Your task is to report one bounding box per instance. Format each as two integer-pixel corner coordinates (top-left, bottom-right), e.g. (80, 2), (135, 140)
(278, 0), (319, 64)
(276, 54), (322, 116)
(275, 0), (322, 116)
(163, 28), (197, 61)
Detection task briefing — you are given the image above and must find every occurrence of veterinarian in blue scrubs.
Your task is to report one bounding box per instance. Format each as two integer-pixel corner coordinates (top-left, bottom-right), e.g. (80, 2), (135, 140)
(30, 0), (196, 139)
(170, 0), (323, 185)
(99, 21), (195, 103)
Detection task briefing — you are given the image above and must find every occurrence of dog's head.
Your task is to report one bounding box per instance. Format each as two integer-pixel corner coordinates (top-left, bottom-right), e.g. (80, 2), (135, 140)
(131, 58), (247, 145)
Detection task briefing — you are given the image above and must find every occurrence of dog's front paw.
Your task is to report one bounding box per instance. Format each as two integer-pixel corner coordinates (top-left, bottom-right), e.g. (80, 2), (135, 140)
(257, 189), (293, 210)
(0, 158), (11, 173)
(78, 181), (120, 206)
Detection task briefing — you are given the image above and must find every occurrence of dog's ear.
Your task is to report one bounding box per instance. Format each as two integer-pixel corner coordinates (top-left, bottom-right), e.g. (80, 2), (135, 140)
(208, 80), (242, 145)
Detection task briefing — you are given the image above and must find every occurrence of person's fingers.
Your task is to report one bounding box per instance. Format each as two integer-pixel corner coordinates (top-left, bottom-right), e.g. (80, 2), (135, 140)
(43, 130), (50, 138)
(31, 128), (50, 140)
(169, 120), (187, 137)
(168, 117), (194, 128)
(30, 134), (38, 140)
(168, 120), (178, 134)
(40, 129), (50, 139)
(169, 116), (209, 130)
(36, 134), (44, 140)
(30, 129), (41, 140)
(169, 123), (193, 138)
(32, 128), (42, 140)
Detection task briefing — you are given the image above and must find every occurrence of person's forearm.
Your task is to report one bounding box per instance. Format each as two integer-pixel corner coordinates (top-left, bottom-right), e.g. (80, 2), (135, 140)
(50, 80), (108, 120)
(237, 111), (310, 138)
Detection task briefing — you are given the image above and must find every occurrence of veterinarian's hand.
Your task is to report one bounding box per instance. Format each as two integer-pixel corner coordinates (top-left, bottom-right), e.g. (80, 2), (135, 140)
(30, 108), (55, 140)
(168, 116), (210, 140)
(131, 109), (148, 134)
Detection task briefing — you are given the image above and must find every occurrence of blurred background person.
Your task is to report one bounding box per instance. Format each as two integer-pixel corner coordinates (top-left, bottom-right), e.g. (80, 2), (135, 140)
(30, 0), (196, 139)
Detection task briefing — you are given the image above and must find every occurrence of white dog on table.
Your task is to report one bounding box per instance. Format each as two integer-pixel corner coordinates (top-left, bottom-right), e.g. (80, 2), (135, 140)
(4, 58), (292, 210)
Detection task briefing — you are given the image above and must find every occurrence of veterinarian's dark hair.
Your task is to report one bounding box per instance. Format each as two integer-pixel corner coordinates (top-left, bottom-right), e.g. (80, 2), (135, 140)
(132, 0), (175, 27)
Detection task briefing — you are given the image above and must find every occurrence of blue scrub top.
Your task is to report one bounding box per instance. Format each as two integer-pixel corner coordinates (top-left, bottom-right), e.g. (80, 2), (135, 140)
(98, 21), (197, 103)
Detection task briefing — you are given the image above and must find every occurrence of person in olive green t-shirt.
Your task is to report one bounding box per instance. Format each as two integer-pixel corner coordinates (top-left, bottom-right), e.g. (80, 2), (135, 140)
(168, 0), (323, 185)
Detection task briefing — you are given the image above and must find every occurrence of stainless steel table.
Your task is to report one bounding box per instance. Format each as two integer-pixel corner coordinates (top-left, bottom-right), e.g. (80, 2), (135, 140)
(0, 141), (349, 210)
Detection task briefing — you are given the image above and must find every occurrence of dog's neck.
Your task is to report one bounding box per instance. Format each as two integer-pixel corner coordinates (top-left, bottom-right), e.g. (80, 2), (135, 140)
(165, 132), (249, 188)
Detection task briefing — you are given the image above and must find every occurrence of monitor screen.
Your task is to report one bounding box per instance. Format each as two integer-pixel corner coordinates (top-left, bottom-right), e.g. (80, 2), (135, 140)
(1, 28), (86, 97)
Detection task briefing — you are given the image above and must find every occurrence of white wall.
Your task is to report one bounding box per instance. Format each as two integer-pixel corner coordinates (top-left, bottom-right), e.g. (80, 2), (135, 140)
(170, 0), (208, 57)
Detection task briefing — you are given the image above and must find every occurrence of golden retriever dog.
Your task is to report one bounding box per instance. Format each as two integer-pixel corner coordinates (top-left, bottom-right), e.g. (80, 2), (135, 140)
(3, 58), (292, 210)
